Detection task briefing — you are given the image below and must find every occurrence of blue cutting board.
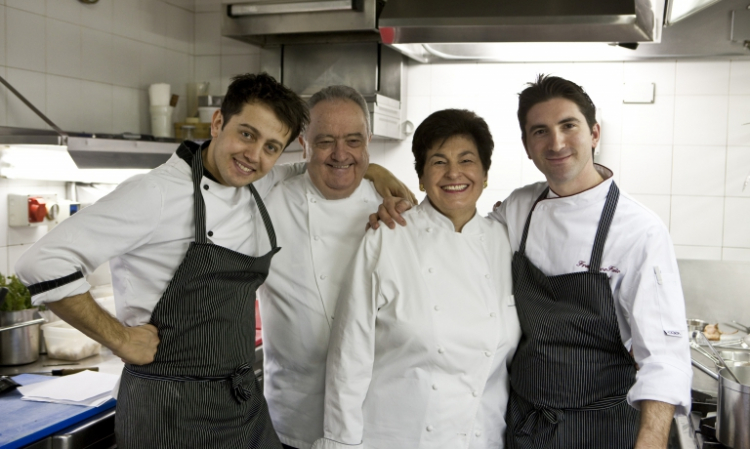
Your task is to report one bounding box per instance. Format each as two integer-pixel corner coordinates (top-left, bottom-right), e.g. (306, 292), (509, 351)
(0, 374), (116, 449)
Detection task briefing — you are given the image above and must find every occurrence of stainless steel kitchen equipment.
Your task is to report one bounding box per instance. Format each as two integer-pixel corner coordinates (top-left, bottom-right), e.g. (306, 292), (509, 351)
(692, 357), (750, 448)
(696, 330), (742, 384)
(0, 310), (45, 366)
(0, 74), (179, 170)
(688, 318), (709, 332)
(259, 41), (405, 140)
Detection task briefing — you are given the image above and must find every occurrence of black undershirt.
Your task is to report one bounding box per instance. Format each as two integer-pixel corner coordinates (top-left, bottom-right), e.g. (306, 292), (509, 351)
(176, 139), (219, 183)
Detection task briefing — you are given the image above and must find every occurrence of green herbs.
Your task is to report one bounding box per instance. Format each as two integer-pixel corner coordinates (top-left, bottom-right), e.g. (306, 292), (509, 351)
(0, 275), (32, 312)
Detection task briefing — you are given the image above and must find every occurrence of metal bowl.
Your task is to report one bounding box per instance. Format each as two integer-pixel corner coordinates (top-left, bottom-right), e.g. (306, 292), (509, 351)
(719, 351), (750, 363)
(687, 319), (708, 332)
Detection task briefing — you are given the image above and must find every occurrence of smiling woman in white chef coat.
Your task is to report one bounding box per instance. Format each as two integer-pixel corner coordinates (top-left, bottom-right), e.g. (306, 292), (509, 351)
(312, 109), (521, 449)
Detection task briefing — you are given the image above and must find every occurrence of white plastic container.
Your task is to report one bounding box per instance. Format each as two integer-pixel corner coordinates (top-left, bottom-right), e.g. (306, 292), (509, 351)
(42, 321), (101, 361)
(198, 106), (220, 123)
(150, 105), (174, 138)
(148, 83), (171, 106)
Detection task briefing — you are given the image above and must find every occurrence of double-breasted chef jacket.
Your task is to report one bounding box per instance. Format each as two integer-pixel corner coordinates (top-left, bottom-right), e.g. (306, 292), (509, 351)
(16, 140), (304, 324)
(489, 165), (692, 415)
(257, 172), (381, 449)
(313, 199), (522, 449)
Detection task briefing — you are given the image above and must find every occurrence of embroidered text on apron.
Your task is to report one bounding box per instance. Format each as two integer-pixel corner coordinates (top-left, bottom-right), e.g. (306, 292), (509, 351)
(115, 148), (282, 449)
(505, 182), (640, 449)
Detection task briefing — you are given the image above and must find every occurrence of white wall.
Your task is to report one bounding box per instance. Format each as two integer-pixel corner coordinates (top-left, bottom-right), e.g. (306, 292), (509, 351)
(0, 0), (196, 276)
(376, 60), (750, 262)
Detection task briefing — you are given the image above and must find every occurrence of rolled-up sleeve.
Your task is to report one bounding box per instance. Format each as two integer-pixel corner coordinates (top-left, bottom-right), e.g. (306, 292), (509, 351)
(15, 175), (163, 305)
(320, 228), (386, 448)
(620, 226), (692, 415)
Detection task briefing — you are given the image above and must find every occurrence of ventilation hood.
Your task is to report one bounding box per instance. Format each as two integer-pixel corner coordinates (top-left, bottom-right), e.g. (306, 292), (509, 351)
(223, 0), (664, 46)
(378, 0), (663, 44)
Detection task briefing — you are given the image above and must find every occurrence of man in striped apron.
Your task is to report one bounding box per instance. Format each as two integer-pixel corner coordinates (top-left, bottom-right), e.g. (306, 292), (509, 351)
(16, 73), (311, 448)
(493, 75), (691, 448)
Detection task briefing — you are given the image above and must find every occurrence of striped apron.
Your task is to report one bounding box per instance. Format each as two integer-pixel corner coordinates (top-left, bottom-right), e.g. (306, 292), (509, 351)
(115, 148), (282, 449)
(506, 182), (640, 449)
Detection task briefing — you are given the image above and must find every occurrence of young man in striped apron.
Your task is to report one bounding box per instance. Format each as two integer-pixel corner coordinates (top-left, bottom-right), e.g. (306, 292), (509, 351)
(489, 75), (692, 448)
(371, 74), (692, 448)
(17, 73), (310, 448)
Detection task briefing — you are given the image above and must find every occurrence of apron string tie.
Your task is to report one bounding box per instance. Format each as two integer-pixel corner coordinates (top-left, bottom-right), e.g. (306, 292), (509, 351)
(516, 406), (563, 436)
(515, 394), (628, 436)
(230, 363), (254, 404)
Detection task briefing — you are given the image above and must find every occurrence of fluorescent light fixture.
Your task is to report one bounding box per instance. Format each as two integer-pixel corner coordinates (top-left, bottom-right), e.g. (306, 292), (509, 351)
(665, 0), (722, 25)
(0, 145), (149, 184)
(402, 43), (647, 63)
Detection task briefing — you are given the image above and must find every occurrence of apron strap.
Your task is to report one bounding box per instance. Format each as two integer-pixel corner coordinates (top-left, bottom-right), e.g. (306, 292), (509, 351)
(188, 145), (278, 250)
(517, 187), (550, 256)
(587, 182), (620, 273)
(191, 146), (209, 244)
(247, 183), (278, 251)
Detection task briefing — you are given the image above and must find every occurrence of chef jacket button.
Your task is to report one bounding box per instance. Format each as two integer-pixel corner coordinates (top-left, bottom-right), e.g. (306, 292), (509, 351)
(428, 267), (434, 273)
(479, 235), (485, 241)
(310, 198), (317, 203)
(426, 425), (434, 432)
(437, 347), (445, 354)
(314, 235), (320, 241)
(207, 231), (214, 237)
(475, 431), (482, 437)
(426, 227), (433, 233)
(320, 274), (326, 280)
(484, 351), (491, 357)
(203, 184), (209, 190)
(434, 305), (440, 311)
(472, 390), (479, 397)
(432, 384), (438, 390)
(490, 312), (496, 318)
(484, 274), (490, 279)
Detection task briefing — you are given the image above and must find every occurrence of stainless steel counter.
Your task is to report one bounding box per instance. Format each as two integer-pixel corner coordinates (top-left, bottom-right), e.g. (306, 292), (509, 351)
(0, 349), (123, 377)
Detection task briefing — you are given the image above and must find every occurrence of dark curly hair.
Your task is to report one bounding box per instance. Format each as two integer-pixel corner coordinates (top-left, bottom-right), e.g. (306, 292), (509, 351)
(517, 74), (597, 141)
(220, 73), (310, 148)
(412, 109), (494, 178)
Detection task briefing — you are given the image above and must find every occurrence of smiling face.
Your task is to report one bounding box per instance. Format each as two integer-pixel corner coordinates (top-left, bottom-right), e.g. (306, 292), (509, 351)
(203, 101), (292, 187)
(420, 135), (487, 231)
(523, 97), (602, 196)
(302, 99), (370, 200)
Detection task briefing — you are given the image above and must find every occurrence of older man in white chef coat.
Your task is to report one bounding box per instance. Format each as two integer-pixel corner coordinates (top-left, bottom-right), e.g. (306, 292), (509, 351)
(257, 85), (414, 449)
(373, 75), (692, 449)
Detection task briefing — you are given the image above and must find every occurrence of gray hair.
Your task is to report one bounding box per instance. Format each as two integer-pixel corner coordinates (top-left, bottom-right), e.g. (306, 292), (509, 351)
(308, 85), (371, 135)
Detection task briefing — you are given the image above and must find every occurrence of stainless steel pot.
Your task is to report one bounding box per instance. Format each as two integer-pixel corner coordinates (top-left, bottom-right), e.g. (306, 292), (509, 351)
(692, 360), (750, 449)
(718, 366), (750, 449)
(0, 309), (44, 365)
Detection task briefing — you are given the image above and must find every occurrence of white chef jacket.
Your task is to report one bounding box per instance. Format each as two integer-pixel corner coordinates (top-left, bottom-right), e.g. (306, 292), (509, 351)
(313, 199), (521, 449)
(16, 148), (305, 326)
(488, 165), (692, 415)
(257, 172), (381, 449)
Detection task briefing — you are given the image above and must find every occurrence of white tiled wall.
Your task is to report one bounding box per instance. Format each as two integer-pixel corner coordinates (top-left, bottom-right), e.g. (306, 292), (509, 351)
(0, 0), (195, 134)
(193, 0), (261, 96)
(378, 60), (750, 261)
(0, 0), (196, 276)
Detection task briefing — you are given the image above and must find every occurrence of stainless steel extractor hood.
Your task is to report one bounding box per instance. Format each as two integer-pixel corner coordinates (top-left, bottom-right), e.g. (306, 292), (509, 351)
(223, 0), (664, 46)
(378, 0), (664, 44)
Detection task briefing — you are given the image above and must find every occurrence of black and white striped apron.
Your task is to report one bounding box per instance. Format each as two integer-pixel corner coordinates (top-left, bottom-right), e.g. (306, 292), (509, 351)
(115, 147), (282, 449)
(506, 182), (640, 449)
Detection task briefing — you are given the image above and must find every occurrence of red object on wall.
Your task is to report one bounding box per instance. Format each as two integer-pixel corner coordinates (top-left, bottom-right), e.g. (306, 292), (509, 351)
(255, 300), (262, 347)
(28, 198), (47, 223)
(379, 27), (395, 44)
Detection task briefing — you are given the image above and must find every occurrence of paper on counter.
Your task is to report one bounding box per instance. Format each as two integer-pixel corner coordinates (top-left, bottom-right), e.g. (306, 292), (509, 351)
(18, 370), (120, 407)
